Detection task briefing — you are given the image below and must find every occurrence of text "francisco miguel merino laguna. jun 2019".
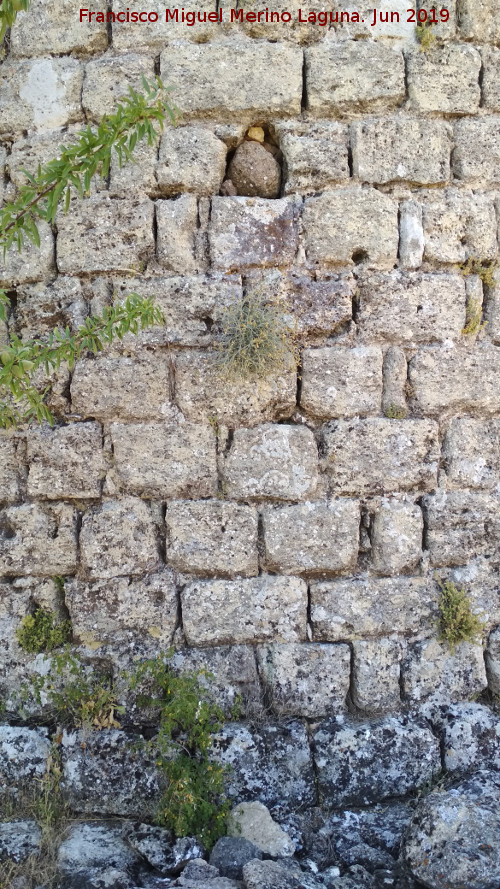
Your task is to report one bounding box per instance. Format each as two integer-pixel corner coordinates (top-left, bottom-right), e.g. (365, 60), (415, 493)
(79, 7), (452, 26)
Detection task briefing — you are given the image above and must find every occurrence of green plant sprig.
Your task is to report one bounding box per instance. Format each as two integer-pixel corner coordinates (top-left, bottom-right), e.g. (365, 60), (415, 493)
(0, 76), (175, 257)
(0, 294), (165, 428)
(436, 575), (484, 652)
(126, 654), (229, 848)
(0, 0), (30, 43)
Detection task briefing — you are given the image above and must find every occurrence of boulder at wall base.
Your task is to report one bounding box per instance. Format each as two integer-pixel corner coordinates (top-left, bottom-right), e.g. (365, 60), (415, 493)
(210, 720), (316, 811)
(402, 768), (500, 889)
(313, 715), (441, 808)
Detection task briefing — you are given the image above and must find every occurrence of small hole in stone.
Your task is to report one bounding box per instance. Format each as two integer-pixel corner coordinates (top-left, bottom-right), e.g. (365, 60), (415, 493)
(352, 250), (368, 265)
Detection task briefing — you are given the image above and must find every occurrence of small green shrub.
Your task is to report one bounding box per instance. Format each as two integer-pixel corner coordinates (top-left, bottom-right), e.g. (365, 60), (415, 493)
(127, 654), (230, 849)
(20, 649), (124, 731)
(384, 403), (407, 419)
(462, 297), (487, 336)
(217, 288), (298, 381)
(16, 607), (72, 654)
(436, 576), (484, 652)
(416, 22), (436, 51)
(460, 257), (497, 289)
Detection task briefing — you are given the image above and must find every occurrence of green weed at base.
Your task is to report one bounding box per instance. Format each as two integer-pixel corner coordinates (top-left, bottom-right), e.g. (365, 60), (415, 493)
(126, 654), (230, 850)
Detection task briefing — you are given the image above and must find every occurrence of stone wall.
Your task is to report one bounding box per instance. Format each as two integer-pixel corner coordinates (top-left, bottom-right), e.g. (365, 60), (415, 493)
(1, 1), (500, 884)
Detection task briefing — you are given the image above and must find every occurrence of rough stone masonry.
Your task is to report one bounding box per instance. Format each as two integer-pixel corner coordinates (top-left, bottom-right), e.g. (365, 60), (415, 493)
(1, 1), (500, 887)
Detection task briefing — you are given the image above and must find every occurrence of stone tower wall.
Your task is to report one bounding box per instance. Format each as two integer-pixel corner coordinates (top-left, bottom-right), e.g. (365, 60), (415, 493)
(1, 0), (500, 823)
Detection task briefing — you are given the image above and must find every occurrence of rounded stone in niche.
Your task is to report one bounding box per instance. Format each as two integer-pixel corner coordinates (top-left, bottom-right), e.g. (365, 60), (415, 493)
(227, 140), (281, 198)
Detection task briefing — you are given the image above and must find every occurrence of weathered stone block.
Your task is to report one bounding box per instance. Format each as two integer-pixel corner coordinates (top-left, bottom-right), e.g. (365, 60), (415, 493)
(0, 437), (21, 504)
(113, 0), (218, 50)
(399, 200), (424, 269)
(251, 270), (354, 339)
(0, 58), (83, 137)
(156, 126), (227, 196)
(0, 820), (41, 863)
(175, 351), (297, 428)
(458, 0), (500, 42)
(371, 499), (423, 575)
(352, 118), (452, 185)
(446, 562), (500, 634)
(0, 577), (66, 677)
(322, 419), (439, 494)
(352, 638), (405, 715)
(422, 703), (500, 776)
(166, 500), (258, 577)
(10, 0), (107, 57)
(170, 645), (260, 719)
(275, 121), (349, 194)
(417, 0), (457, 40)
(60, 730), (161, 816)
(424, 491), (500, 567)
(0, 726), (50, 787)
(402, 639), (487, 703)
(209, 197), (300, 271)
(422, 189), (497, 263)
(406, 44), (481, 113)
(333, 0), (417, 41)
(382, 346), (407, 417)
(109, 274), (242, 349)
(8, 127), (105, 195)
(182, 575), (308, 646)
(263, 500), (360, 576)
(306, 41), (405, 114)
(160, 40), (303, 120)
(0, 221), (54, 288)
(486, 626), (500, 695)
(303, 188), (399, 267)
(57, 195), (154, 275)
(79, 497), (161, 579)
(109, 139), (158, 197)
(443, 419), (500, 490)
(403, 769), (500, 889)
(71, 354), (170, 421)
(222, 424), (318, 501)
(156, 196), (200, 274)
(310, 575), (437, 641)
(0, 503), (77, 577)
(242, 859), (311, 889)
(65, 571), (177, 649)
(110, 421), (217, 499)
(313, 716), (440, 808)
(15, 277), (87, 339)
(82, 54), (155, 122)
(453, 118), (500, 182)
(57, 822), (141, 873)
(211, 721), (316, 811)
(482, 46), (500, 111)
(409, 345), (500, 415)
(27, 422), (104, 500)
(300, 346), (383, 419)
(257, 643), (351, 718)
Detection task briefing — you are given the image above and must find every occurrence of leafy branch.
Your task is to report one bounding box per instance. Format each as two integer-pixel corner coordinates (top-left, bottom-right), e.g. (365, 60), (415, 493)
(0, 296), (165, 428)
(0, 0), (30, 44)
(0, 76), (175, 255)
(0, 76), (176, 428)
